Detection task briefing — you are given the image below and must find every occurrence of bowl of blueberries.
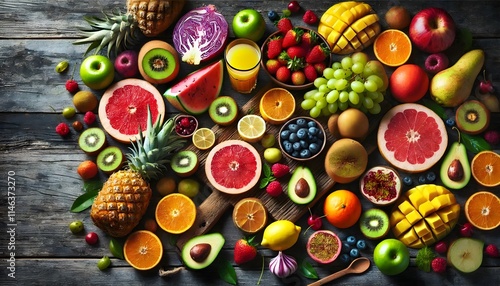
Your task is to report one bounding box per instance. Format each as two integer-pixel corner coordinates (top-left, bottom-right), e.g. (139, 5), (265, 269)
(278, 116), (326, 161)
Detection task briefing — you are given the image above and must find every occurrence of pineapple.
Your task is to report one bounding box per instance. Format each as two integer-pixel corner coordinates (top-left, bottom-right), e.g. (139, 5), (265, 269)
(73, 0), (185, 56)
(90, 109), (185, 237)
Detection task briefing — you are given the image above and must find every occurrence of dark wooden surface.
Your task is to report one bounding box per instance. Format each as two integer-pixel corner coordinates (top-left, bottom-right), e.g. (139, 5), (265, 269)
(1, 0), (499, 285)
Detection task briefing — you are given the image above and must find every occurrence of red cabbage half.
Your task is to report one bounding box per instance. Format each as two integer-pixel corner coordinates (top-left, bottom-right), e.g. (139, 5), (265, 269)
(173, 5), (229, 65)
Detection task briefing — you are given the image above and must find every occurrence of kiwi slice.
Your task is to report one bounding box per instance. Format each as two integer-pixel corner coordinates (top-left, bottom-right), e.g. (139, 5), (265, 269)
(359, 208), (390, 240)
(208, 96), (238, 126)
(170, 150), (199, 177)
(78, 127), (107, 156)
(455, 100), (490, 135)
(97, 146), (124, 174)
(142, 48), (177, 81)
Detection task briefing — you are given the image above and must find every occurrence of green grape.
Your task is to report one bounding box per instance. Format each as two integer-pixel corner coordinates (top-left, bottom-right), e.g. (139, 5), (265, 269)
(366, 91), (379, 100)
(334, 78), (348, 90)
(333, 69), (347, 79)
(332, 62), (342, 69)
(364, 79), (378, 92)
(314, 77), (328, 88)
(327, 78), (337, 89)
(319, 84), (331, 93)
(374, 92), (385, 103)
(326, 90), (339, 103)
(310, 106), (321, 118)
(327, 102), (338, 114)
(301, 99), (316, 110)
(316, 98), (327, 109)
(366, 75), (384, 89)
(341, 56), (353, 69)
(369, 102), (382, 114)
(362, 97), (374, 109)
(351, 62), (364, 74)
(351, 52), (368, 65)
(304, 89), (317, 99)
(338, 101), (349, 111)
(339, 91), (349, 103)
(313, 91), (325, 101)
(323, 68), (335, 79)
(348, 91), (360, 105)
(359, 105), (368, 114)
(321, 106), (332, 116)
(351, 81), (365, 93)
(344, 69), (352, 78)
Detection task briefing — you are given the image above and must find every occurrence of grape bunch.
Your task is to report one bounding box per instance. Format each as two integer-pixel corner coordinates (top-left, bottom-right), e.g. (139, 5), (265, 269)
(301, 53), (387, 117)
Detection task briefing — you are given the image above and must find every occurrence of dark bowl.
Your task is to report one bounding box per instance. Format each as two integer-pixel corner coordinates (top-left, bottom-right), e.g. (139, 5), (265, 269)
(174, 114), (198, 138)
(260, 27), (332, 91)
(278, 116), (326, 161)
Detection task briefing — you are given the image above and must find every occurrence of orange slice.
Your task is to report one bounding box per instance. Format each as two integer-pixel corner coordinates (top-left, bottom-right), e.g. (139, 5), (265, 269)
(259, 88), (296, 125)
(192, 127), (215, 150)
(373, 29), (412, 67)
(237, 114), (266, 142)
(465, 191), (500, 230)
(123, 230), (163, 270)
(155, 193), (196, 234)
(232, 197), (268, 234)
(471, 151), (500, 187)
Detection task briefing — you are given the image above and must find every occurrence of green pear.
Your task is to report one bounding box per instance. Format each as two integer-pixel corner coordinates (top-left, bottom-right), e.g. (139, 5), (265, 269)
(430, 49), (484, 107)
(363, 60), (389, 92)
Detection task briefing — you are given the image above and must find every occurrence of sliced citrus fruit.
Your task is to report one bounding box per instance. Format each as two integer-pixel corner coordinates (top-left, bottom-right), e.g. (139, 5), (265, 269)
(471, 150), (500, 187)
(155, 193), (196, 234)
(373, 29), (412, 67)
(259, 88), (296, 125)
(465, 191), (500, 230)
(123, 230), (163, 270)
(192, 127), (215, 150)
(232, 197), (268, 234)
(237, 114), (266, 142)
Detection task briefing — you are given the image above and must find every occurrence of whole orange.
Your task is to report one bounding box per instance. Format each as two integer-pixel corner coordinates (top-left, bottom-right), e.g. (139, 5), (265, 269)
(77, 160), (98, 180)
(323, 190), (362, 228)
(389, 64), (429, 103)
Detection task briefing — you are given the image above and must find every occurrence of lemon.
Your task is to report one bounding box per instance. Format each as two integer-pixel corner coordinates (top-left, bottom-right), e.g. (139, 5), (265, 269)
(237, 115), (266, 143)
(192, 128), (215, 150)
(261, 220), (301, 251)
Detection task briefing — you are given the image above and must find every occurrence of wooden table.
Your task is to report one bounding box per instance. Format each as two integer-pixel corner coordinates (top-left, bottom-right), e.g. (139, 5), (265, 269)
(1, 0), (499, 285)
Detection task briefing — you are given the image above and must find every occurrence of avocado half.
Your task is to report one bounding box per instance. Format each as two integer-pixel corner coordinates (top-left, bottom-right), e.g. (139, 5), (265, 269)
(439, 141), (471, 190)
(181, 232), (225, 270)
(288, 166), (317, 205)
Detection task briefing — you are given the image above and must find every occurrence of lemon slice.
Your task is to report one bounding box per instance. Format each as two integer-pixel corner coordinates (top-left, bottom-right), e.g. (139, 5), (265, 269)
(192, 128), (215, 150)
(237, 114), (266, 142)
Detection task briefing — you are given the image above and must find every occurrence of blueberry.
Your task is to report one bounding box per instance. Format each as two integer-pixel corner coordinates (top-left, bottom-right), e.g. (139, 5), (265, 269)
(291, 151), (300, 158)
(307, 120), (317, 128)
(297, 128), (308, 139)
(309, 143), (320, 154)
(403, 176), (413, 186)
(300, 149), (311, 158)
(418, 175), (426, 184)
(296, 118), (307, 127)
(349, 248), (360, 258)
(346, 236), (357, 245)
(283, 141), (293, 153)
(341, 242), (351, 254)
(426, 171), (436, 182)
(317, 129), (324, 139)
(280, 130), (291, 140)
(288, 123), (299, 132)
(299, 140), (308, 149)
(288, 132), (299, 143)
(445, 117), (455, 127)
(267, 10), (279, 22)
(308, 126), (319, 136)
(356, 239), (366, 250)
(292, 142), (301, 151)
(307, 134), (318, 142)
(339, 253), (351, 264)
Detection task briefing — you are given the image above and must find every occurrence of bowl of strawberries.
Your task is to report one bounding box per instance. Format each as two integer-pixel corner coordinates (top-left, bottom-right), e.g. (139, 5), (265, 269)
(260, 26), (332, 90)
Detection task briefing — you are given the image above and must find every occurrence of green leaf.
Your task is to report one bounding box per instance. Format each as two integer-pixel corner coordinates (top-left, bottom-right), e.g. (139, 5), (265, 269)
(216, 258), (237, 285)
(263, 163), (271, 177)
(259, 164), (276, 189)
(83, 179), (103, 192)
(461, 133), (492, 153)
(70, 188), (99, 213)
(422, 98), (448, 120)
(299, 259), (318, 279)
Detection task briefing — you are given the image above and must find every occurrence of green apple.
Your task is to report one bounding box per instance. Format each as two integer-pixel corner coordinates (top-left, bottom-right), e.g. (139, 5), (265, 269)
(80, 55), (115, 90)
(373, 238), (410, 275)
(447, 237), (484, 273)
(232, 9), (266, 42)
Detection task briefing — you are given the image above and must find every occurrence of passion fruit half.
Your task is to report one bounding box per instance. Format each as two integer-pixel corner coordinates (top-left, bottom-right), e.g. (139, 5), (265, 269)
(306, 230), (342, 264)
(360, 165), (402, 206)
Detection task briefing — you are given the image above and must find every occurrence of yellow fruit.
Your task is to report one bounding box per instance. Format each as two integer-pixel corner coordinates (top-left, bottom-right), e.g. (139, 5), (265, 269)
(390, 184), (460, 248)
(318, 1), (381, 54)
(261, 220), (301, 251)
(73, 90), (98, 112)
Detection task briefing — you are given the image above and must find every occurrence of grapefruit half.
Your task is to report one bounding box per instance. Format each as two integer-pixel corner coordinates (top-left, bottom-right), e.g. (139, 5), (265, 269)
(377, 103), (448, 173)
(205, 140), (262, 195)
(99, 78), (165, 143)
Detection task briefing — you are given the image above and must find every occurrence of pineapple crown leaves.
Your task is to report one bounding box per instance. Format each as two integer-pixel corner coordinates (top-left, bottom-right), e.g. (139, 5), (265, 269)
(127, 107), (186, 180)
(73, 9), (138, 57)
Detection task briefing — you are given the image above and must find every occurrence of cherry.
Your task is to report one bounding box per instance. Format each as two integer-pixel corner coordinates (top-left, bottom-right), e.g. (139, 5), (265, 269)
(307, 214), (322, 230)
(434, 241), (448, 254)
(460, 222), (474, 237)
(479, 70), (494, 94)
(85, 231), (99, 245)
(287, 1), (301, 13)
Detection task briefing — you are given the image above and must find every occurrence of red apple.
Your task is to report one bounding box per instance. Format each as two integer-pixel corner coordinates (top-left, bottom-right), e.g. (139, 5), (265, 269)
(409, 7), (456, 53)
(114, 50), (138, 78)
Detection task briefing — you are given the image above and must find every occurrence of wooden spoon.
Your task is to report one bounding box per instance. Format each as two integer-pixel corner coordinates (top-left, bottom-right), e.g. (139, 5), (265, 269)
(307, 257), (371, 286)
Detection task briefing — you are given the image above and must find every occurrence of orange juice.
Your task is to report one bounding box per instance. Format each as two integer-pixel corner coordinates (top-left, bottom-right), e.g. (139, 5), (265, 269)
(225, 39), (261, 93)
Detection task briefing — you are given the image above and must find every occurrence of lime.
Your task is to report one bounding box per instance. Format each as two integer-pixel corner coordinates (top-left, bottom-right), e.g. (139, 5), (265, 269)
(178, 178), (200, 198)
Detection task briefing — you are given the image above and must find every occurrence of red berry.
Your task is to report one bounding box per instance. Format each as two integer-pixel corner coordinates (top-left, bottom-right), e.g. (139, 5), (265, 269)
(307, 214), (322, 230)
(485, 244), (500, 258)
(83, 111), (96, 125)
(180, 117), (191, 128)
(234, 237), (258, 265)
(288, 1), (301, 13)
(434, 241), (448, 254)
(271, 163), (290, 178)
(85, 232), (99, 245)
(65, 79), (79, 94)
(460, 222), (474, 237)
(55, 122), (70, 136)
(276, 18), (293, 34)
(266, 181), (283, 197)
(431, 257), (447, 273)
(302, 10), (319, 25)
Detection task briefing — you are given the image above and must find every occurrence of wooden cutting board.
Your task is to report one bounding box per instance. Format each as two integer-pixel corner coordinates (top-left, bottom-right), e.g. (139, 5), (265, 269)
(176, 84), (389, 248)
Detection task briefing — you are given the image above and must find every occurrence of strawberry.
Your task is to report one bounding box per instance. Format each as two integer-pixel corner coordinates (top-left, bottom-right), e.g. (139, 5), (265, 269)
(303, 10), (319, 25)
(287, 57), (305, 72)
(313, 62), (327, 75)
(306, 43), (330, 64)
(485, 244), (500, 258)
(431, 257), (447, 273)
(271, 163), (290, 178)
(291, 70), (306, 85)
(277, 51), (290, 66)
(65, 79), (79, 94)
(276, 17), (293, 34)
(304, 64), (318, 83)
(234, 237), (258, 265)
(267, 36), (283, 59)
(266, 59), (282, 76)
(301, 30), (317, 48)
(287, 46), (307, 60)
(266, 180), (283, 197)
(282, 28), (304, 49)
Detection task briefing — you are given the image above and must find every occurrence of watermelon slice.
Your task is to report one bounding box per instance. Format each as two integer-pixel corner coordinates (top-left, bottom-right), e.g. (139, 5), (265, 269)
(164, 60), (223, 114)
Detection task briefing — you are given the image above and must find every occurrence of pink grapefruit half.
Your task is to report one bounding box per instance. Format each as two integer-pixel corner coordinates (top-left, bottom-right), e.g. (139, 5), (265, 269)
(99, 78), (165, 143)
(205, 140), (262, 195)
(377, 103), (448, 173)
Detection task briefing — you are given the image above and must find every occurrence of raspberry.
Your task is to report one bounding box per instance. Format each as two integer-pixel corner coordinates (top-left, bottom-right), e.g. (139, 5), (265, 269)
(431, 257), (447, 273)
(55, 122), (70, 136)
(65, 79), (79, 94)
(302, 10), (319, 25)
(266, 181), (282, 197)
(485, 244), (500, 258)
(83, 111), (96, 125)
(271, 163), (290, 178)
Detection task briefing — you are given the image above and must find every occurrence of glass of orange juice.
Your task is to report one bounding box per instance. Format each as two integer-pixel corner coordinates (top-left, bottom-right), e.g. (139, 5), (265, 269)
(224, 38), (261, 94)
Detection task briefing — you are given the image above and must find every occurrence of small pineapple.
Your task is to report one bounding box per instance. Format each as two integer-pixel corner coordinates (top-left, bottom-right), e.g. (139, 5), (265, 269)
(74, 0), (185, 56)
(90, 109), (185, 237)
